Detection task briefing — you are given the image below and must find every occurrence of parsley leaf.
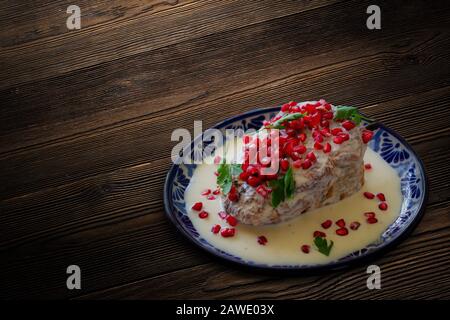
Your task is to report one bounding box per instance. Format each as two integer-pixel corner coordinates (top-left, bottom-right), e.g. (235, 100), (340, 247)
(314, 236), (334, 256)
(284, 166), (295, 199)
(333, 105), (373, 125)
(269, 178), (285, 208)
(266, 113), (305, 129)
(268, 166), (295, 208)
(217, 163), (242, 195)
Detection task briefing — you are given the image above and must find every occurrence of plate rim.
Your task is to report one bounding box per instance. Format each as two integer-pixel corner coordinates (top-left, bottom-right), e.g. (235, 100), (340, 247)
(163, 106), (429, 272)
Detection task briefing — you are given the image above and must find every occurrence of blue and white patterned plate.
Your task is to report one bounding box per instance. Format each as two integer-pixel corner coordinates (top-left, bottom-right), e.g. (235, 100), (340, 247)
(163, 107), (428, 271)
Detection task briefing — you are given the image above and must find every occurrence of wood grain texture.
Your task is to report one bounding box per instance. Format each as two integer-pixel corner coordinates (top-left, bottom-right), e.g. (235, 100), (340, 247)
(1, 0), (449, 299)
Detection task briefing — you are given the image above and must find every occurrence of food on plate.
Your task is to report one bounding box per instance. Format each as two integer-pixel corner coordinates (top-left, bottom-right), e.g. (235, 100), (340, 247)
(184, 100), (402, 265)
(220, 101), (374, 225)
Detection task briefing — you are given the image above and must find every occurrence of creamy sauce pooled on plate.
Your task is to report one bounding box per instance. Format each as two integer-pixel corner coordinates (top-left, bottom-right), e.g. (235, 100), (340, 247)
(184, 139), (402, 265)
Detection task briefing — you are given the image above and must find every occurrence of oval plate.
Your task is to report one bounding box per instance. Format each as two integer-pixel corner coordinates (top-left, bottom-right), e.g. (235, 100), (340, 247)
(163, 106), (428, 271)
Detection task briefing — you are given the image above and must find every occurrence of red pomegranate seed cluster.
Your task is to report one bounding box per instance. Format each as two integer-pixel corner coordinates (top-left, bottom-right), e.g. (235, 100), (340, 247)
(302, 215), (365, 254)
(237, 100), (373, 194)
(313, 230), (326, 238)
(207, 211), (239, 238)
(221, 228), (235, 237)
(200, 188), (222, 201)
(363, 190), (389, 212)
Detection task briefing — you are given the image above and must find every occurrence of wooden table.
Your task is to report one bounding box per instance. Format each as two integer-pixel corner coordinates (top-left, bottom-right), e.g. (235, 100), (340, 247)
(1, 0), (449, 300)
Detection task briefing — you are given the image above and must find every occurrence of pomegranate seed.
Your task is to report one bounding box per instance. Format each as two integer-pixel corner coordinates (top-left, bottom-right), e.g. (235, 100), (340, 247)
(207, 195), (216, 200)
(281, 103), (290, 112)
(247, 165), (259, 176)
(211, 224), (221, 234)
(376, 193), (386, 201)
(322, 112), (334, 120)
(192, 202), (203, 211)
(280, 159), (290, 171)
(379, 202), (388, 210)
(226, 215), (238, 226)
(320, 128), (331, 137)
(364, 192), (375, 199)
(218, 211), (227, 219)
(331, 128), (343, 136)
(239, 171), (249, 181)
(350, 221), (361, 230)
(333, 136), (343, 144)
(221, 228), (236, 238)
(198, 211), (209, 219)
(342, 120), (356, 131)
(338, 132), (350, 141)
(314, 142), (323, 150)
(247, 176), (261, 187)
(201, 189), (211, 196)
(323, 142), (331, 153)
(294, 145), (307, 154)
(256, 185), (269, 198)
(213, 189), (220, 195)
(228, 192), (239, 202)
(321, 120), (330, 128)
(313, 230), (326, 238)
(364, 163), (372, 170)
(301, 245), (310, 253)
(291, 151), (301, 161)
(289, 101), (297, 107)
(336, 227), (349, 236)
(321, 219), (332, 229)
(336, 219), (346, 228)
(298, 133), (307, 142)
(364, 212), (376, 218)
(293, 159), (302, 168)
(362, 130), (374, 144)
(306, 151), (317, 162)
(257, 235), (268, 245)
(243, 135), (251, 144)
(367, 217), (378, 224)
(214, 171), (219, 176)
(302, 159), (312, 169)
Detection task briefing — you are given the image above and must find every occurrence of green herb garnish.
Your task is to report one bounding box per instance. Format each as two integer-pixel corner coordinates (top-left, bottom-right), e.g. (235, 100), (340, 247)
(266, 113), (305, 129)
(268, 178), (285, 208)
(268, 166), (295, 208)
(333, 105), (373, 125)
(284, 166), (295, 200)
(217, 163), (242, 195)
(314, 237), (334, 256)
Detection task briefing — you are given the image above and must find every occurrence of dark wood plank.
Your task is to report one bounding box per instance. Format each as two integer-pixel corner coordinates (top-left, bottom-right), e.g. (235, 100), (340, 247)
(2, 0), (450, 300)
(1, 132), (448, 299)
(1, 0), (449, 155)
(0, 0), (339, 88)
(76, 201), (450, 299)
(0, 0), (196, 48)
